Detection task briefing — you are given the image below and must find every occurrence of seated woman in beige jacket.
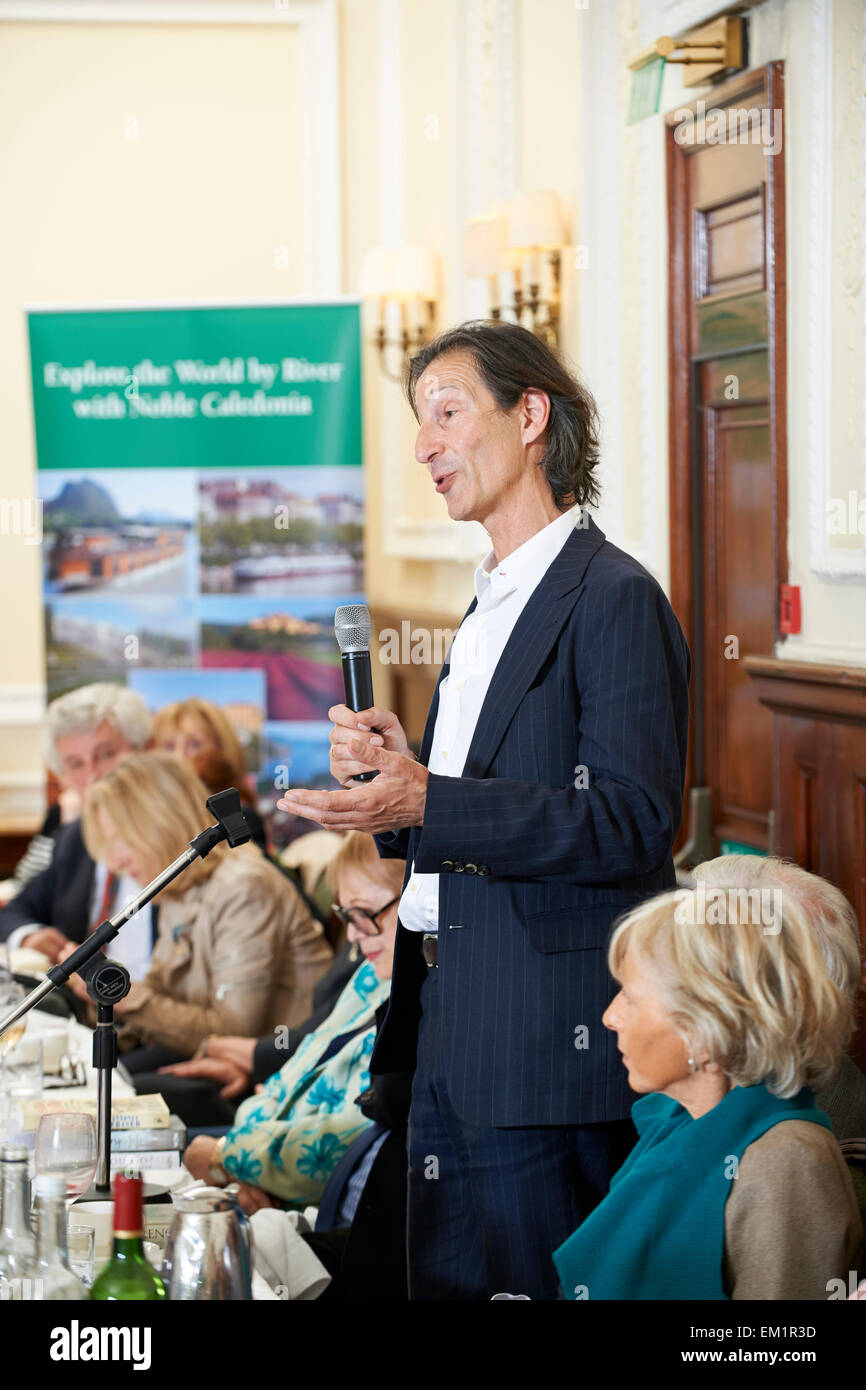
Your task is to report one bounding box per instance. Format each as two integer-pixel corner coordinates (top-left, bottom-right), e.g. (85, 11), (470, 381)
(64, 752), (332, 1068)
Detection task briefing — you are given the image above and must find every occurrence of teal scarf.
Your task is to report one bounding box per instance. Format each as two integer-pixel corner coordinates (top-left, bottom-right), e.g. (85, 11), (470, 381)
(553, 1084), (831, 1300)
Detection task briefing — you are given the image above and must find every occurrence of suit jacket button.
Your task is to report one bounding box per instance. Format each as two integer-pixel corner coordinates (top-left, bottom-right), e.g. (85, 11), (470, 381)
(453, 861), (465, 873)
(464, 863), (477, 874)
(441, 859), (454, 872)
(477, 864), (490, 875)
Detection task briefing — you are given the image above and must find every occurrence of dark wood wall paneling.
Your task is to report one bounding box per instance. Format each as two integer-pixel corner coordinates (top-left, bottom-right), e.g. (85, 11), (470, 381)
(745, 658), (866, 1067)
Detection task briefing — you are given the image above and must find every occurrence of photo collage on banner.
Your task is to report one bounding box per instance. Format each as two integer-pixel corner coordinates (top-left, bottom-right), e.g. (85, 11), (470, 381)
(29, 303), (363, 850)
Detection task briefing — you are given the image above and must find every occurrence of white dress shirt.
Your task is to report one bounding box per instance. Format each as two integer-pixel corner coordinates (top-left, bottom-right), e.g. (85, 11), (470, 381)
(5, 860), (154, 982)
(89, 862), (154, 983)
(399, 506), (582, 933)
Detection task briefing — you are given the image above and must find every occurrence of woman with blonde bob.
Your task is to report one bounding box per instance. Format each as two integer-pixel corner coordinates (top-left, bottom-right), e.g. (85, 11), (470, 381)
(72, 753), (332, 1069)
(553, 874), (863, 1300)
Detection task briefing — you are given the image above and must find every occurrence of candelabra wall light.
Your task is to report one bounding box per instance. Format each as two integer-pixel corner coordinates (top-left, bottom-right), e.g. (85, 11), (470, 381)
(359, 246), (439, 381)
(465, 190), (566, 348)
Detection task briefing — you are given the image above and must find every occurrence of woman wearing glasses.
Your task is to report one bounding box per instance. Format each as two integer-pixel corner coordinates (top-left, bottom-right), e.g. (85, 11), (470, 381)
(182, 830), (405, 1214)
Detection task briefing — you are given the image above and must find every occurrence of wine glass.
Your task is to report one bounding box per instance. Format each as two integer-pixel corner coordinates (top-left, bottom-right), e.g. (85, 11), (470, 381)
(0, 981), (26, 1053)
(0, 983), (27, 1125)
(35, 1111), (98, 1209)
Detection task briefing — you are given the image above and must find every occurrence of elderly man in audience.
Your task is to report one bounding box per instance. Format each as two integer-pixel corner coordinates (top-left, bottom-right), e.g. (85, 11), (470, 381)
(0, 682), (152, 973)
(63, 753), (332, 1073)
(182, 833), (406, 1256)
(553, 862), (864, 1300)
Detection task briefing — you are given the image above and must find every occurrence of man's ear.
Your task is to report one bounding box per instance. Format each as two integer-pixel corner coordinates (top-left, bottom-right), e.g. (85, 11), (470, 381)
(520, 387), (551, 446)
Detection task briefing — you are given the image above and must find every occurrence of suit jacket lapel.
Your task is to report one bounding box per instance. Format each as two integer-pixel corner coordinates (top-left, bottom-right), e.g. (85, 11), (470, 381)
(427, 517), (607, 779)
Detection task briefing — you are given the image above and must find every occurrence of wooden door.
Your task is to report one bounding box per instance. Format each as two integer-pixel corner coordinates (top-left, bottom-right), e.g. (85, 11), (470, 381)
(667, 63), (787, 858)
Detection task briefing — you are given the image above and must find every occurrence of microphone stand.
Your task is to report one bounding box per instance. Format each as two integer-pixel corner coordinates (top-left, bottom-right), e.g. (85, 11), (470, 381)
(0, 789), (250, 1193)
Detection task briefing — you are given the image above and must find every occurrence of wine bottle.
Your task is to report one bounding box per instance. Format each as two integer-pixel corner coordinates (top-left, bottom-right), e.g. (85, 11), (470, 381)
(31, 1174), (88, 1300)
(90, 1171), (166, 1301)
(0, 1142), (37, 1284)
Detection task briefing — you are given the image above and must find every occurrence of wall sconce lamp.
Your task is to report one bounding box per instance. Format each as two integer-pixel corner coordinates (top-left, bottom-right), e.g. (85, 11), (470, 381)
(465, 190), (566, 348)
(359, 246), (439, 381)
(627, 15), (744, 88)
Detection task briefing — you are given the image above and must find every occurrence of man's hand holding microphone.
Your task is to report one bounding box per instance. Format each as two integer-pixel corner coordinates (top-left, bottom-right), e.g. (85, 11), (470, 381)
(276, 605), (428, 833)
(276, 701), (427, 833)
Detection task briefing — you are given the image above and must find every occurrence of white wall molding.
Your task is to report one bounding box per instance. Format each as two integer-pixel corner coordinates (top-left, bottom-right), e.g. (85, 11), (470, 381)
(0, 773), (46, 830)
(0, 0), (341, 300)
(298, 0), (341, 297)
(492, 0), (518, 208)
(0, 685), (45, 726)
(379, 0), (500, 566)
(0, 1), (323, 21)
(805, 0), (866, 580)
(656, 0), (737, 36)
(578, 0), (625, 555)
(774, 636), (866, 668)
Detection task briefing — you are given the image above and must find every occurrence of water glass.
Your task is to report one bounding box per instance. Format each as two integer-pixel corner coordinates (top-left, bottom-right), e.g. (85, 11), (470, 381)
(3, 1037), (43, 1101)
(35, 1110), (98, 1206)
(66, 1224), (96, 1286)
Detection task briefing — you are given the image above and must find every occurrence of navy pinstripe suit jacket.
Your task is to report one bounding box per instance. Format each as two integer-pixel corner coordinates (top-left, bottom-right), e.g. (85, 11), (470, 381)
(371, 515), (691, 1127)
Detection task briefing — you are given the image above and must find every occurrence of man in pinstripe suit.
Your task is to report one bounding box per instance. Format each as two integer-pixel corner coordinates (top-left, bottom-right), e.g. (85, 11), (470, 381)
(278, 320), (691, 1299)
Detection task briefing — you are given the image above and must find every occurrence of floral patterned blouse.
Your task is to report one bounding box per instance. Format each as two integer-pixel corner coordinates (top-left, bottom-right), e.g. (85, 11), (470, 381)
(220, 961), (391, 1207)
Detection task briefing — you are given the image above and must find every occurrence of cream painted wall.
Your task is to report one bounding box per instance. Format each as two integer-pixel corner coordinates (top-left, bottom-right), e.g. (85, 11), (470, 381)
(0, 15), (306, 825)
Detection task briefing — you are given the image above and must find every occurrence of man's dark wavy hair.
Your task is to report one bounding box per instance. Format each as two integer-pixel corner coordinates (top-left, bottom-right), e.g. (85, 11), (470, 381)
(403, 319), (601, 511)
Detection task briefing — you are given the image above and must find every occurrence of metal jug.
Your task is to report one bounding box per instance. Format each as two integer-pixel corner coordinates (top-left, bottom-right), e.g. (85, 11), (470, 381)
(161, 1185), (254, 1300)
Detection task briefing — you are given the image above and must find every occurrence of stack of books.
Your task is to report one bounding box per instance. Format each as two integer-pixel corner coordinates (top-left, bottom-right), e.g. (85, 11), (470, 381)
(18, 1094), (187, 1170)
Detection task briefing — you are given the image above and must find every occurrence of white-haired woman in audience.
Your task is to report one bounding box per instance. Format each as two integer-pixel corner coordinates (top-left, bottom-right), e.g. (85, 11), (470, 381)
(63, 753), (332, 1071)
(553, 864), (864, 1300)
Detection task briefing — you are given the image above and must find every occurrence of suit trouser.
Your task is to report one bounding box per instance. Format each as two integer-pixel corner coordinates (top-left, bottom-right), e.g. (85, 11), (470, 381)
(406, 965), (636, 1301)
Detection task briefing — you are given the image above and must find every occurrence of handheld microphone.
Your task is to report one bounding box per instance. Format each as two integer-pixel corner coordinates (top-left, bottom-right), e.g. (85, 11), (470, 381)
(334, 604), (379, 783)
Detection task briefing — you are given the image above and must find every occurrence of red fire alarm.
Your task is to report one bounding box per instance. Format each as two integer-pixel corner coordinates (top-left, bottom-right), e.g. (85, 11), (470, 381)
(779, 584), (801, 635)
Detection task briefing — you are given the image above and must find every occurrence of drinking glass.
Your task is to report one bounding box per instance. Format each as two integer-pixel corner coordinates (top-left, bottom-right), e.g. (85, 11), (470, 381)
(0, 980), (25, 1047)
(34, 1111), (98, 1208)
(3, 1034), (42, 1099)
(66, 1224), (96, 1286)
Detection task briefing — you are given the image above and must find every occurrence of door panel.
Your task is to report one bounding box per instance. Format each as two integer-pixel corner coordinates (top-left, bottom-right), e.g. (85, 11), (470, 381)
(667, 63), (786, 857)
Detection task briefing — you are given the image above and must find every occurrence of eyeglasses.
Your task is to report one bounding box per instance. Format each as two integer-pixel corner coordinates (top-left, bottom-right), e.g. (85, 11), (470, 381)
(331, 894), (400, 937)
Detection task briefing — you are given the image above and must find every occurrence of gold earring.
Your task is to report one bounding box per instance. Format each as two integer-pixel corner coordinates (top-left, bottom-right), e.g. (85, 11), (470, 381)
(348, 943), (360, 963)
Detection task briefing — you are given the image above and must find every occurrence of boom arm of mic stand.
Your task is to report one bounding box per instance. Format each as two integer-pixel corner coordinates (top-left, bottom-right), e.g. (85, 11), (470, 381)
(0, 816), (229, 1042)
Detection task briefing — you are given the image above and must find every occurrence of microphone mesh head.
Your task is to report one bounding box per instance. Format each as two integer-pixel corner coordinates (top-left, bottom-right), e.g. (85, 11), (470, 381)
(334, 604), (372, 653)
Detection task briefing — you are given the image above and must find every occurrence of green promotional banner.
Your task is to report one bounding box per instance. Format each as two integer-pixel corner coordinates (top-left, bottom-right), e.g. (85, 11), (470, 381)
(28, 302), (362, 470)
(29, 302), (364, 849)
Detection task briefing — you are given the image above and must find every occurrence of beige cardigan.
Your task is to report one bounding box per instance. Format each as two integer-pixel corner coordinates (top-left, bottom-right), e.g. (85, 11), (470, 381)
(118, 847), (332, 1056)
(724, 1119), (864, 1299)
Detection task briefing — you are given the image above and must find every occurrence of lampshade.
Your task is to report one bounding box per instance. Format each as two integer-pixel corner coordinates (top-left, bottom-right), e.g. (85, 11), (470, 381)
(360, 245), (437, 300)
(506, 190), (565, 249)
(359, 247), (400, 297)
(392, 245), (438, 300)
(464, 213), (507, 277)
